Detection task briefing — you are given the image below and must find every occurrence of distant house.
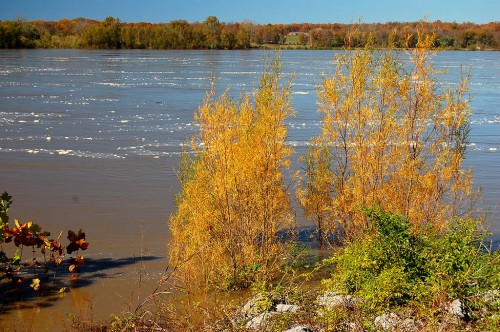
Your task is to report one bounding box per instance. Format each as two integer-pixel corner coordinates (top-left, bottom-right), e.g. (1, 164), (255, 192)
(285, 32), (309, 45)
(286, 32), (309, 37)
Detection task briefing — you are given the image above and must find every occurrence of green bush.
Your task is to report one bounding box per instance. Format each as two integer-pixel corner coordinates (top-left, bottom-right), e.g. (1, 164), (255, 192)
(324, 206), (499, 314)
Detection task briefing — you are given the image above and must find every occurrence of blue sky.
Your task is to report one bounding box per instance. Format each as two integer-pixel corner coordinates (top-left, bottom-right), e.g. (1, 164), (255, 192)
(0, 0), (498, 24)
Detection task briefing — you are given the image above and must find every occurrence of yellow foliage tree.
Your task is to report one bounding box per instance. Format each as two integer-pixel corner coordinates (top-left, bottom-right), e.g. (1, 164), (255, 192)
(168, 56), (294, 291)
(298, 28), (477, 242)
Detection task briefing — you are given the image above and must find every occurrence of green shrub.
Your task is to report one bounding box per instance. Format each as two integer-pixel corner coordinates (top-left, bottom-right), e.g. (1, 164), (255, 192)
(324, 206), (499, 315)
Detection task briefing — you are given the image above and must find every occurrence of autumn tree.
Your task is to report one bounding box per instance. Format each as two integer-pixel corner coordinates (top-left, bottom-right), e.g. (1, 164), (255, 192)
(221, 23), (238, 49)
(298, 28), (477, 243)
(203, 16), (221, 49)
(0, 20), (40, 48)
(1, 18), (499, 50)
(168, 55), (295, 291)
(297, 144), (333, 247)
(236, 20), (253, 48)
(82, 16), (121, 49)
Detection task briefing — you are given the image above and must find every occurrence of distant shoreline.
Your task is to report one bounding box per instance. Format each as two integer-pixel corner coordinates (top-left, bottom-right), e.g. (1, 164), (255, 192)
(1, 17), (499, 51)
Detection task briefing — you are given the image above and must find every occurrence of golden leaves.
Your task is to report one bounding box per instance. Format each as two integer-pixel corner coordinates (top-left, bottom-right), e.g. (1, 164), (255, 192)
(168, 55), (294, 290)
(300, 31), (476, 240)
(30, 278), (40, 291)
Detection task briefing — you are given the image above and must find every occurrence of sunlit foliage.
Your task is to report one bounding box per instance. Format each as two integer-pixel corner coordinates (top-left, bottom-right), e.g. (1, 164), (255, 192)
(298, 28), (477, 242)
(324, 207), (499, 314)
(1, 17), (498, 50)
(1, 191), (89, 293)
(168, 55), (295, 291)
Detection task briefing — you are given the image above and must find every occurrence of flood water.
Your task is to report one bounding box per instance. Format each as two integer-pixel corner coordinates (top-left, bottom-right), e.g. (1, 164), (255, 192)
(0, 49), (499, 330)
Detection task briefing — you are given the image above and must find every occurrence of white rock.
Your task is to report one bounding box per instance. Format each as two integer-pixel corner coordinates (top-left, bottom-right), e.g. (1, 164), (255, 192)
(276, 304), (300, 313)
(447, 299), (465, 318)
(374, 313), (418, 332)
(317, 291), (357, 309)
(374, 313), (400, 331)
(483, 290), (499, 303)
(400, 318), (418, 332)
(241, 293), (265, 317)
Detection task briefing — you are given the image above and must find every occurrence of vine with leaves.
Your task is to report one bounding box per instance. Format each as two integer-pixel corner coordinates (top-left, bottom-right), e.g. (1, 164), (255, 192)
(0, 191), (89, 294)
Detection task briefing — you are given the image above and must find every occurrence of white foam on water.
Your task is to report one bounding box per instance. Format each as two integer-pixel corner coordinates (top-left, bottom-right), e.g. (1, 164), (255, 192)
(0, 147), (125, 159)
(57, 149), (73, 155)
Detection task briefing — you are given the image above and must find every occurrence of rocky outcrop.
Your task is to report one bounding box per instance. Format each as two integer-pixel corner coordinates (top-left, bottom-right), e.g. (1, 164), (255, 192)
(446, 299), (465, 319)
(235, 291), (479, 331)
(237, 293), (305, 330)
(276, 304), (300, 313)
(245, 312), (279, 329)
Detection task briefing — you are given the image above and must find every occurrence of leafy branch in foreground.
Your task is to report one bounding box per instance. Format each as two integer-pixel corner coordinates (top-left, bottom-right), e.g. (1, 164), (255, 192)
(0, 191), (89, 295)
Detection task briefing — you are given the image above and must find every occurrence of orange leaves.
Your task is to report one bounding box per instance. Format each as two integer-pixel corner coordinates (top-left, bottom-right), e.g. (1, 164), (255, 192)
(1, 192), (91, 299)
(2, 219), (88, 259)
(69, 256), (84, 273)
(66, 229), (89, 254)
(301, 31), (476, 241)
(168, 55), (295, 290)
(7, 219), (50, 247)
(44, 239), (64, 256)
(54, 257), (63, 266)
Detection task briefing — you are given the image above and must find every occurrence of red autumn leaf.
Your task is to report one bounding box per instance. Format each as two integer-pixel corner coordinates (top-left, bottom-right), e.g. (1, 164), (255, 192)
(80, 241), (89, 251)
(67, 229), (85, 243)
(10, 220), (49, 247)
(66, 243), (77, 254)
(66, 229), (89, 254)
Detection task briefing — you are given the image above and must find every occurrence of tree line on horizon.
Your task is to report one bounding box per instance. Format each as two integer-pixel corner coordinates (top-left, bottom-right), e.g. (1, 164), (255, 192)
(0, 16), (499, 50)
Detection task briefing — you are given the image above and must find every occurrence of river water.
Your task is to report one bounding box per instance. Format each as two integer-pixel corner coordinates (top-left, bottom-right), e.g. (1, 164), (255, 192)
(0, 49), (499, 329)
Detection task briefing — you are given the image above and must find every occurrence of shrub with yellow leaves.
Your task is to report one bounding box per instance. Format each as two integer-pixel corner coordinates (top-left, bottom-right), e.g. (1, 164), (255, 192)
(298, 27), (478, 243)
(168, 55), (295, 291)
